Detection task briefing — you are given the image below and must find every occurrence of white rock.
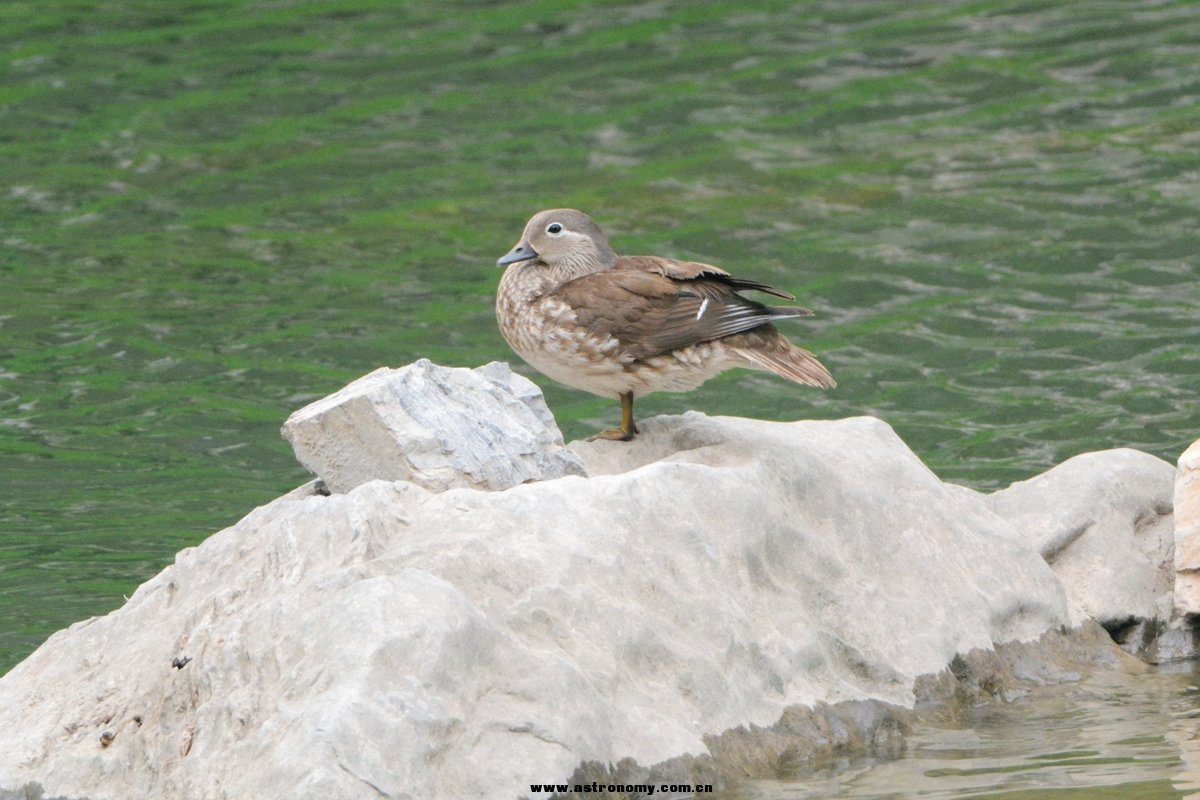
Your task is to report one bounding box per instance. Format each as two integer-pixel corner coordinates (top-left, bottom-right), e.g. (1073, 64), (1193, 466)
(281, 359), (585, 493)
(987, 448), (1176, 639)
(0, 412), (1075, 800)
(1174, 439), (1200, 618)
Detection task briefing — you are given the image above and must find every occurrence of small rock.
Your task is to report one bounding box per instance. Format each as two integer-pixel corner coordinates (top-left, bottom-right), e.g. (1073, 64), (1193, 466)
(1147, 617), (1200, 664)
(987, 448), (1176, 645)
(281, 360), (585, 494)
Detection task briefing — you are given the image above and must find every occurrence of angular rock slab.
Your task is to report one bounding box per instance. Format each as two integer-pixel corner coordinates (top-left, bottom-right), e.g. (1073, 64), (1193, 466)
(1174, 439), (1200, 618)
(987, 448), (1176, 639)
(281, 359), (585, 493)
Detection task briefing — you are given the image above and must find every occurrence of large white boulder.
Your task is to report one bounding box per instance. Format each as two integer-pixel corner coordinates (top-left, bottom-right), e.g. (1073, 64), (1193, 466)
(0, 409), (1077, 800)
(986, 448), (1176, 647)
(281, 359), (585, 493)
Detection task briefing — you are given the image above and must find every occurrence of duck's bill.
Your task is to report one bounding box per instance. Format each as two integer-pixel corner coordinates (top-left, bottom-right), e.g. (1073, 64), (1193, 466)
(497, 241), (538, 266)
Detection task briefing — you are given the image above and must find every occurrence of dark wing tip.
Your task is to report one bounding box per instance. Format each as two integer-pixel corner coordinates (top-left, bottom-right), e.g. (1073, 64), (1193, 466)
(768, 304), (815, 318)
(710, 274), (796, 301)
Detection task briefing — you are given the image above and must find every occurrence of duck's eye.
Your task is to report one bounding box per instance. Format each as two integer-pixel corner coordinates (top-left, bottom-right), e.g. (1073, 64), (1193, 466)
(546, 223), (563, 236)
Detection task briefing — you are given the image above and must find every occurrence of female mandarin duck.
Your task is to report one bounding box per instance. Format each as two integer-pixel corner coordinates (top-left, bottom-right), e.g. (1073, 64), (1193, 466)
(496, 209), (835, 440)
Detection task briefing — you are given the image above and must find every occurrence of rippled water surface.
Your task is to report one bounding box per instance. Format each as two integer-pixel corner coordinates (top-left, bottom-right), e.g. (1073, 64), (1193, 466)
(751, 665), (1200, 800)
(1, 1), (1198, 781)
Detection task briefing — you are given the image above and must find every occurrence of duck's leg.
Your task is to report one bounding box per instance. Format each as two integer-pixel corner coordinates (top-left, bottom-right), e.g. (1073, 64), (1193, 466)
(588, 391), (638, 441)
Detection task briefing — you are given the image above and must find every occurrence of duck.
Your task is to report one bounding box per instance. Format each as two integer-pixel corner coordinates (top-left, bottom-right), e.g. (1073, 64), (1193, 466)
(495, 209), (835, 440)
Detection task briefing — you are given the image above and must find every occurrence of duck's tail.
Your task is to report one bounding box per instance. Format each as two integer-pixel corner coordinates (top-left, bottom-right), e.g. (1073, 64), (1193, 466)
(729, 330), (837, 389)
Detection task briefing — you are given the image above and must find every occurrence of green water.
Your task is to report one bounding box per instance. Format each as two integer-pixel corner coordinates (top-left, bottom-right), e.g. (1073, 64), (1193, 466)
(1, 0), (1198, 790)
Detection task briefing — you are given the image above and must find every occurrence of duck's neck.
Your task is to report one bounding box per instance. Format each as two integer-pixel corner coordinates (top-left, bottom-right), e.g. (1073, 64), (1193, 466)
(552, 246), (618, 281)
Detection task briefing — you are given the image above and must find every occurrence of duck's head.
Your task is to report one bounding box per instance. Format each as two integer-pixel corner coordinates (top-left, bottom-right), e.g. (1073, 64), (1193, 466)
(497, 209), (618, 271)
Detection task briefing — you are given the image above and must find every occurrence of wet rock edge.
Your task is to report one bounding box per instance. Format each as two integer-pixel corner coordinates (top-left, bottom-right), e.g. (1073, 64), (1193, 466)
(552, 622), (1142, 798)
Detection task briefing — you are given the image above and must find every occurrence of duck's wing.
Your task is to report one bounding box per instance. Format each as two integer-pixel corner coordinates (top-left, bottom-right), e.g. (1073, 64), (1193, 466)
(616, 255), (797, 300)
(551, 264), (810, 361)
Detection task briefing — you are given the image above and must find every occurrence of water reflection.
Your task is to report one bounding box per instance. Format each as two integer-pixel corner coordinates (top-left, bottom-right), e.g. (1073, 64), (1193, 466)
(1170, 681), (1200, 799)
(749, 664), (1200, 799)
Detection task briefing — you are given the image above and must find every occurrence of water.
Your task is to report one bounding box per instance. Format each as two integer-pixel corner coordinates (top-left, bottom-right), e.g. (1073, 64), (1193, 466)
(1, 0), (1198, 791)
(752, 665), (1200, 799)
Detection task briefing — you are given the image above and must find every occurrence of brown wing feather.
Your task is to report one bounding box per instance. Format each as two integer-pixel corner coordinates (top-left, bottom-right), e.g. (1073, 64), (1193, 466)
(552, 268), (808, 360)
(616, 255), (796, 300)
